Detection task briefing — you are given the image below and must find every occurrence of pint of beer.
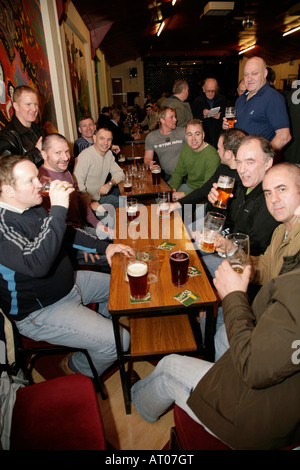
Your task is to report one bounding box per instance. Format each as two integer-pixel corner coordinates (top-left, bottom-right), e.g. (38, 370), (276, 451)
(158, 192), (170, 217)
(225, 107), (236, 128)
(169, 250), (189, 286)
(199, 212), (226, 253)
(151, 167), (161, 185)
(213, 175), (235, 210)
(127, 261), (148, 299)
(124, 182), (132, 193)
(126, 198), (138, 222)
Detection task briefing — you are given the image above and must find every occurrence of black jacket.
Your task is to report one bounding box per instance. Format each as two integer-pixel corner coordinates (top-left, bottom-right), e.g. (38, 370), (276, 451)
(191, 92), (227, 147)
(225, 181), (279, 256)
(0, 115), (44, 166)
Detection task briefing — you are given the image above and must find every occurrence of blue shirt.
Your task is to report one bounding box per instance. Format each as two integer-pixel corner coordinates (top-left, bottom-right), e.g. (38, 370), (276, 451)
(235, 82), (290, 141)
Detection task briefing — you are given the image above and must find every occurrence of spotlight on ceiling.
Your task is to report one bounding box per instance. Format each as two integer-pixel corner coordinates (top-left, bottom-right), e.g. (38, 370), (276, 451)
(242, 16), (255, 29)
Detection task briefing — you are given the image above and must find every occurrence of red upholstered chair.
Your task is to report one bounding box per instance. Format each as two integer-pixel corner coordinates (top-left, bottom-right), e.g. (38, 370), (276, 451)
(170, 404), (231, 450)
(10, 374), (106, 450)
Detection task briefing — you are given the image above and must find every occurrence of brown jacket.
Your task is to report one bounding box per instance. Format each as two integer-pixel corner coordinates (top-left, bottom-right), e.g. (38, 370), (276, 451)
(187, 250), (300, 449)
(251, 221), (300, 285)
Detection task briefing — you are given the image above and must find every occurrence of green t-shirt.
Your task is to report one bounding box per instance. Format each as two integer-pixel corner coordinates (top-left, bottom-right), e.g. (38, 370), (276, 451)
(170, 143), (220, 194)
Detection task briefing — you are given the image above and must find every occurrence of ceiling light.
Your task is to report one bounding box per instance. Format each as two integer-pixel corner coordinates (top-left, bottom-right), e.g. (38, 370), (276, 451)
(157, 21), (165, 36)
(172, 0), (177, 5)
(203, 2), (235, 16)
(238, 45), (256, 55)
(242, 16), (255, 29)
(283, 25), (300, 36)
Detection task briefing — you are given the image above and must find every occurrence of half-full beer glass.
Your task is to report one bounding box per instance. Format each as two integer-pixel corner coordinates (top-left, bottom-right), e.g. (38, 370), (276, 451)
(126, 198), (138, 222)
(213, 175), (235, 210)
(200, 212), (226, 253)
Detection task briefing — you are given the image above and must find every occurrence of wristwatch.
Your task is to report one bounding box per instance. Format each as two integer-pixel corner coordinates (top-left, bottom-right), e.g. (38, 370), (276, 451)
(108, 181), (113, 187)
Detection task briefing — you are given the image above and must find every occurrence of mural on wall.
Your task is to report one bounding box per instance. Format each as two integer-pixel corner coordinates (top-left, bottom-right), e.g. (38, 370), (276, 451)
(0, 0), (57, 131)
(64, 22), (90, 126)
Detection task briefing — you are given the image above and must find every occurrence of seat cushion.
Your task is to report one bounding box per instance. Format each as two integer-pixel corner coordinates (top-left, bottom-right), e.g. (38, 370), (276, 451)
(10, 374), (106, 450)
(174, 404), (231, 450)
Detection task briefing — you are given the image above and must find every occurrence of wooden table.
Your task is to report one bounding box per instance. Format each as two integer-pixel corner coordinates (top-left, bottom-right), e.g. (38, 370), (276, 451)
(118, 163), (172, 200)
(109, 204), (217, 413)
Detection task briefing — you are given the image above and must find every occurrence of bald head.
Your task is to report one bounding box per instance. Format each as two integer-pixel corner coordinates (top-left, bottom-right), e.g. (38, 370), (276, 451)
(263, 163), (300, 230)
(244, 56), (268, 97)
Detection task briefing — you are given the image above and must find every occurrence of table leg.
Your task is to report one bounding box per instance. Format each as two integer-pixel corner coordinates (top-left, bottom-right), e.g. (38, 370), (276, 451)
(204, 306), (216, 362)
(112, 315), (131, 414)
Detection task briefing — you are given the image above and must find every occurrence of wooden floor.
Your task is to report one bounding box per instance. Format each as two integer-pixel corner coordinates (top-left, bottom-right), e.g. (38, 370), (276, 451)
(32, 360), (174, 450)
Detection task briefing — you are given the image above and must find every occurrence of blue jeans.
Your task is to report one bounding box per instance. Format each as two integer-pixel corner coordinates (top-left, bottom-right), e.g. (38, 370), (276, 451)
(214, 323), (229, 361)
(199, 253), (224, 342)
(131, 354), (217, 437)
(15, 270), (130, 377)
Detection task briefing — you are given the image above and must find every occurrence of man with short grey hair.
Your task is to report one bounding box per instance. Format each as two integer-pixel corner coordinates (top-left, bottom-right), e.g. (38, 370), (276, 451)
(162, 79), (192, 127)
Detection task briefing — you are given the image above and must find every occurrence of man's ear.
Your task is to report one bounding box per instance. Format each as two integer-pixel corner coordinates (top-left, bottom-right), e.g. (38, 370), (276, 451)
(1, 184), (15, 199)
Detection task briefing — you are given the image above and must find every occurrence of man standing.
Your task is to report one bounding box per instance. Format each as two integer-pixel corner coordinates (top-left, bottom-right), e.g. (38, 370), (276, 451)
(0, 154), (133, 378)
(73, 116), (97, 158)
(163, 79), (192, 128)
(0, 85), (43, 166)
(192, 78), (227, 148)
(170, 119), (220, 200)
(224, 57), (291, 152)
(144, 106), (186, 183)
(74, 127), (124, 209)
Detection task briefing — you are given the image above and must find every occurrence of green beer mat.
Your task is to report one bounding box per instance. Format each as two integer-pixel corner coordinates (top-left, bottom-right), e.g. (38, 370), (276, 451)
(130, 291), (151, 303)
(158, 241), (176, 250)
(188, 266), (202, 277)
(174, 289), (200, 306)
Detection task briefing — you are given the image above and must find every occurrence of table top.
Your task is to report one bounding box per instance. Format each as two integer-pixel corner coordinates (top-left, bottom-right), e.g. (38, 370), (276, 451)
(118, 163), (171, 198)
(108, 205), (217, 315)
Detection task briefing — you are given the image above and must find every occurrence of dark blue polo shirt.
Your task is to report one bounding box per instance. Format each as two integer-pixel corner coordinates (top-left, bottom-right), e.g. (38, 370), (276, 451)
(235, 82), (290, 141)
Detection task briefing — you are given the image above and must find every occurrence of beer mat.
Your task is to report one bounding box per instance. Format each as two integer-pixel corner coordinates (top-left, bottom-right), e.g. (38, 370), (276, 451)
(158, 241), (176, 250)
(126, 213), (140, 225)
(174, 290), (201, 306)
(130, 291), (151, 303)
(188, 266), (202, 277)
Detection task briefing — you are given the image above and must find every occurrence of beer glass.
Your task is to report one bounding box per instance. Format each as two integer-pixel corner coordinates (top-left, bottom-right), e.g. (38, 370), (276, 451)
(137, 245), (159, 284)
(118, 154), (126, 166)
(126, 198), (138, 222)
(123, 173), (132, 194)
(200, 212), (226, 253)
(127, 260), (148, 299)
(157, 192), (170, 217)
(169, 250), (190, 286)
(151, 167), (161, 185)
(225, 107), (236, 128)
(213, 175), (235, 210)
(225, 233), (250, 273)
